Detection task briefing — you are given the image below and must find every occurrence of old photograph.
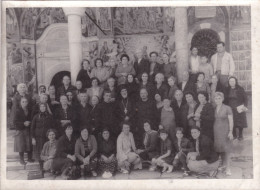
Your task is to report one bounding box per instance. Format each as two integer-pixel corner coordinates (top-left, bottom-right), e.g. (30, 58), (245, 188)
(1, 2), (258, 189)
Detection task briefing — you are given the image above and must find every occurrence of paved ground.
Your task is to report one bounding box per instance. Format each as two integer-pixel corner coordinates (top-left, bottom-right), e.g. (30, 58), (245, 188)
(6, 97), (253, 180)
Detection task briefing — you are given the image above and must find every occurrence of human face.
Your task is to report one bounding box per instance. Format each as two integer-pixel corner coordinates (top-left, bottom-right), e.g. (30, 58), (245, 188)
(136, 51), (143, 59)
(63, 76), (70, 86)
(76, 81), (82, 90)
(60, 96), (68, 105)
(81, 129), (89, 140)
(191, 129), (200, 140)
(65, 126), (73, 137)
(150, 53), (157, 63)
(155, 75), (164, 84)
(66, 92), (73, 101)
(92, 79), (98, 87)
(143, 122), (151, 132)
(127, 75), (134, 83)
(19, 84), (27, 94)
(198, 94), (207, 104)
(200, 56), (208, 64)
(39, 104), (46, 112)
(191, 47), (198, 56)
(40, 95), (48, 103)
(229, 78), (236, 88)
(217, 44), (225, 53)
(20, 98), (28, 108)
(80, 93), (87, 103)
(185, 94), (194, 104)
(48, 131), (56, 141)
(121, 57), (128, 65)
(141, 73), (148, 82)
(175, 90), (183, 101)
(102, 131), (110, 141)
(212, 75), (218, 84)
(96, 60), (102, 67)
(107, 79), (115, 87)
(163, 99), (171, 108)
(154, 94), (161, 102)
(120, 89), (128, 99)
(176, 131), (183, 140)
(182, 72), (189, 82)
(103, 93), (111, 102)
(122, 124), (130, 135)
(214, 95), (223, 105)
(162, 54), (169, 63)
(140, 89), (148, 100)
(91, 96), (99, 105)
(83, 61), (90, 70)
(39, 86), (46, 93)
(160, 133), (168, 141)
(168, 78), (175, 86)
(197, 74), (205, 82)
(49, 86), (55, 94)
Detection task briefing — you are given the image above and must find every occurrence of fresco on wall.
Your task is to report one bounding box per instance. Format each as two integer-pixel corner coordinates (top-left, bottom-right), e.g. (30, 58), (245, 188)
(230, 6), (251, 27)
(82, 40), (99, 67)
(21, 8), (41, 40)
(113, 7), (164, 35)
(6, 8), (19, 40)
(82, 8), (98, 37)
(22, 44), (37, 94)
(96, 8), (112, 31)
(35, 8), (67, 40)
(164, 7), (175, 32)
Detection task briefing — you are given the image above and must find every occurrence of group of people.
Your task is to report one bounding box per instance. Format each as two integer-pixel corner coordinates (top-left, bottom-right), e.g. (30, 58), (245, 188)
(11, 41), (248, 179)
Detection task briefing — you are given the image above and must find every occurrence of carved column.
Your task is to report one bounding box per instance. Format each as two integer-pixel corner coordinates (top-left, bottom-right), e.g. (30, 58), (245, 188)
(175, 7), (189, 82)
(63, 8), (86, 84)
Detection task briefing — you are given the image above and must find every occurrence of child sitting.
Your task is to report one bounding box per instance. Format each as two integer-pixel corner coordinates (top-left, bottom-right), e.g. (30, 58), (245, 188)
(150, 129), (174, 173)
(172, 128), (194, 176)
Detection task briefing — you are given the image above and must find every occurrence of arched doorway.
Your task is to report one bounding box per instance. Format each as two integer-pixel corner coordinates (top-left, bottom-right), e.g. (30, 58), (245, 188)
(50, 71), (70, 90)
(191, 29), (220, 59)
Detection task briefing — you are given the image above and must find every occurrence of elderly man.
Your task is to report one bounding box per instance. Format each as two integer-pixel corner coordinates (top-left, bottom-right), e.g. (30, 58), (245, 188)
(57, 75), (76, 98)
(134, 49), (150, 81)
(187, 127), (220, 177)
(211, 42), (235, 87)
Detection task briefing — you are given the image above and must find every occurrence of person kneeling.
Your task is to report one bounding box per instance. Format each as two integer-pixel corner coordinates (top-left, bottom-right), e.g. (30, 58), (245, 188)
(150, 129), (174, 173)
(172, 128), (194, 176)
(117, 121), (142, 174)
(187, 127), (220, 177)
(75, 127), (98, 177)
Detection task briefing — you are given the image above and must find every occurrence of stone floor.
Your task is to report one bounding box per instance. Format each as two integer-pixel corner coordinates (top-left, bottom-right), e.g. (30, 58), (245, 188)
(6, 107), (253, 180)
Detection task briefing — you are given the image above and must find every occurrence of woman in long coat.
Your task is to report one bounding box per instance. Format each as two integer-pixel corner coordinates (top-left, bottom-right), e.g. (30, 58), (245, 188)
(76, 59), (92, 89)
(31, 103), (55, 167)
(13, 97), (34, 165)
(194, 92), (215, 141)
(225, 76), (248, 140)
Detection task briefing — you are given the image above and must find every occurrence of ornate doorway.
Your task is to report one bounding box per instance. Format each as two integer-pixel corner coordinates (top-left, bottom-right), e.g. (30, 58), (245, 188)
(50, 71), (70, 90)
(191, 29), (220, 59)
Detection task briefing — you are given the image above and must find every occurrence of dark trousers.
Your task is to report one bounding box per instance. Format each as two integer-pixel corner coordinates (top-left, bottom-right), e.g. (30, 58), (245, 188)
(52, 158), (74, 172)
(19, 151), (32, 161)
(172, 151), (189, 171)
(233, 128), (243, 138)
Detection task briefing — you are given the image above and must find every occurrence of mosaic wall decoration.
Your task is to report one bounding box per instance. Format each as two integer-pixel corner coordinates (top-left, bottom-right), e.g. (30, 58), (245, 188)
(82, 40), (99, 67)
(231, 30), (251, 91)
(164, 7), (175, 32)
(113, 7), (164, 35)
(230, 6), (251, 28)
(6, 8), (19, 40)
(35, 8), (67, 40)
(96, 8), (112, 31)
(82, 8), (98, 37)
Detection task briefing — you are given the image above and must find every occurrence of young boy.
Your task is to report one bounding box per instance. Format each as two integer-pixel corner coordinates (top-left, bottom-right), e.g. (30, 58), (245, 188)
(198, 54), (213, 84)
(150, 129), (174, 173)
(172, 127), (194, 176)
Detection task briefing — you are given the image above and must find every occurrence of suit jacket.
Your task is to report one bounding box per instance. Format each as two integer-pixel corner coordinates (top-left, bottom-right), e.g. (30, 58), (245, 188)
(171, 99), (186, 128)
(173, 137), (194, 154)
(178, 80), (197, 96)
(193, 135), (219, 163)
(142, 130), (159, 153)
(57, 85), (76, 98)
(155, 83), (169, 100)
(77, 69), (91, 89)
(55, 134), (77, 158)
(13, 107), (31, 131)
(134, 58), (150, 80)
(149, 62), (164, 82)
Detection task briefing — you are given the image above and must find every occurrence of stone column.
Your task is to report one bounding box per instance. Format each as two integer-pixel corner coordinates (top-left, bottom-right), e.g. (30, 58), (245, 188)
(175, 7), (189, 82)
(63, 8), (86, 84)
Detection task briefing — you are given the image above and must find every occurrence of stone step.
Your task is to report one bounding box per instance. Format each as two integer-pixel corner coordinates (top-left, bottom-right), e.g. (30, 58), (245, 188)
(7, 161), (40, 171)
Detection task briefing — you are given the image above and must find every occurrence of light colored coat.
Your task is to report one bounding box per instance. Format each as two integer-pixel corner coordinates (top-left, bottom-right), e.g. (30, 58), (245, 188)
(116, 132), (136, 162)
(211, 51), (235, 76)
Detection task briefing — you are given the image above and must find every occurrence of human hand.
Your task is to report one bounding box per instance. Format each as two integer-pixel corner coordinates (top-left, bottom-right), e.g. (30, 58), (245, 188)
(24, 121), (30, 126)
(159, 125), (164, 130)
(187, 113), (194, 119)
(194, 113), (200, 118)
(71, 155), (76, 162)
(85, 156), (90, 164)
(32, 138), (36, 146)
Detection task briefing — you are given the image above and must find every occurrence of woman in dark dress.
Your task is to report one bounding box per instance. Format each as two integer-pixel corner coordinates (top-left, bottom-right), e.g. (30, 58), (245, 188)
(226, 76), (248, 140)
(13, 97), (34, 165)
(89, 96), (101, 140)
(154, 73), (169, 100)
(31, 103), (55, 169)
(76, 59), (92, 89)
(52, 124), (77, 179)
(126, 74), (139, 102)
(194, 92), (215, 141)
(31, 93), (52, 119)
(97, 129), (117, 178)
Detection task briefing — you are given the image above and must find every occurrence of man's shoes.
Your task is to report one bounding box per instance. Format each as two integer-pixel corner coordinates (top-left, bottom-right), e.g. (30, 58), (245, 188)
(19, 159), (26, 165)
(27, 158), (35, 163)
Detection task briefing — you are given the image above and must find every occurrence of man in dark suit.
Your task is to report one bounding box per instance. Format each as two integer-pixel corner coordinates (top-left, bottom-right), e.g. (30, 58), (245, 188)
(57, 75), (76, 99)
(149, 51), (164, 83)
(178, 71), (196, 96)
(187, 127), (220, 177)
(134, 49), (150, 81)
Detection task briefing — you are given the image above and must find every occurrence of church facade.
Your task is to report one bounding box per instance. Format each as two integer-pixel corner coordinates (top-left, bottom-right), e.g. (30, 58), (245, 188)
(6, 6), (251, 95)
